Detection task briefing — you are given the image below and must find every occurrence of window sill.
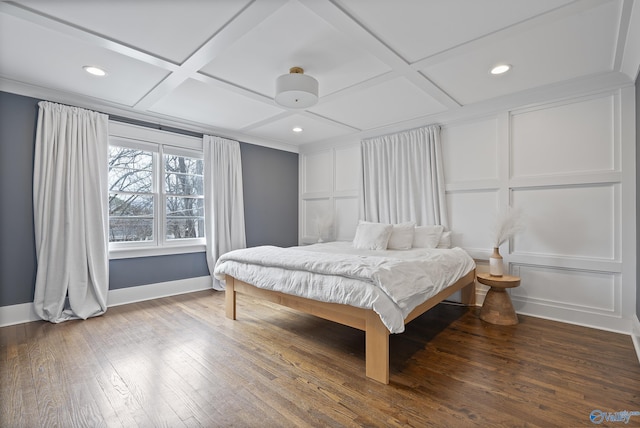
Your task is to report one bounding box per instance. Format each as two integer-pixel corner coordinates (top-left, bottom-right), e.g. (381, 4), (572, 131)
(109, 244), (206, 260)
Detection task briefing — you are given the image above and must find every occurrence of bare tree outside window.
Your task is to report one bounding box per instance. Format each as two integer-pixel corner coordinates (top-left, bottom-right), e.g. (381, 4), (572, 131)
(108, 144), (205, 245)
(108, 146), (154, 242)
(164, 154), (204, 240)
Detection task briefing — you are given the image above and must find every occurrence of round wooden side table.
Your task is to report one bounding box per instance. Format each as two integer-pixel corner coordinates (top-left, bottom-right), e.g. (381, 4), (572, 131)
(477, 273), (521, 325)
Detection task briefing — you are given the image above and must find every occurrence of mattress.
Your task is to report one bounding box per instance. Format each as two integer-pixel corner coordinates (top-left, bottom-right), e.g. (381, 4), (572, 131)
(214, 241), (475, 333)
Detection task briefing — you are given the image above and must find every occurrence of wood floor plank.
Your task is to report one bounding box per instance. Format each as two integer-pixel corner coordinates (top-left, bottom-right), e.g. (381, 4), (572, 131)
(2, 290), (639, 428)
(82, 312), (158, 427)
(2, 342), (40, 427)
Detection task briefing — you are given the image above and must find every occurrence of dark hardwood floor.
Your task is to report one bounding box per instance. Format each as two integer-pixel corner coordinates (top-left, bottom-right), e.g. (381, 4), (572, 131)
(2, 290), (639, 427)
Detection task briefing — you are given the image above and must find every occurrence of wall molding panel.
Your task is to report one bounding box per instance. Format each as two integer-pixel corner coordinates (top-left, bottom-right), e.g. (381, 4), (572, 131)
(299, 144), (360, 244)
(511, 183), (618, 261)
(510, 265), (619, 315)
(509, 94), (618, 179)
(299, 86), (636, 335)
(444, 88), (635, 334)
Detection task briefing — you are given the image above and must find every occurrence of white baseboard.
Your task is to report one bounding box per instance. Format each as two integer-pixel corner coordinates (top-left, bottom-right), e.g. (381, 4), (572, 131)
(107, 275), (212, 307)
(0, 302), (39, 327)
(0, 276), (213, 327)
(633, 316), (640, 365)
(513, 300), (633, 335)
(3, 277), (639, 364)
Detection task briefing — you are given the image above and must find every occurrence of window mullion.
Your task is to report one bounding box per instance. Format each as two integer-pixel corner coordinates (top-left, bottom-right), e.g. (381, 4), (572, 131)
(157, 146), (164, 247)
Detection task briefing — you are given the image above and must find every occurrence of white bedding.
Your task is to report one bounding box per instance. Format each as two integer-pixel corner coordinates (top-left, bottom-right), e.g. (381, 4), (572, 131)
(214, 242), (475, 333)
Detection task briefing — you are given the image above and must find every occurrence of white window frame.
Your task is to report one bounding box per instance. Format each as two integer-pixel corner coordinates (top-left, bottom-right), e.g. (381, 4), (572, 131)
(108, 122), (205, 259)
(161, 145), (205, 246)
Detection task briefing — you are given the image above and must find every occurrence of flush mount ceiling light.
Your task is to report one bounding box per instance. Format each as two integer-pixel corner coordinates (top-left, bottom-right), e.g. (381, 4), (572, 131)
(490, 64), (511, 75)
(83, 65), (107, 76)
(292, 127), (303, 133)
(275, 67), (318, 109)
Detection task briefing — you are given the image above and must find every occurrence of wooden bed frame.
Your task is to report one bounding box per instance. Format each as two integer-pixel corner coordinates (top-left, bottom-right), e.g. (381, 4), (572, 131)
(225, 269), (476, 384)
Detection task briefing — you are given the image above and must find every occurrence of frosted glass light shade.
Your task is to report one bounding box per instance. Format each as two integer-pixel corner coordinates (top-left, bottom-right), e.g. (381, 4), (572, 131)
(275, 71), (319, 109)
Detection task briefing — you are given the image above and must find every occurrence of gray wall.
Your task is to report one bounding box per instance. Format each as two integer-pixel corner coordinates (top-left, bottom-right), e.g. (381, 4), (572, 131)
(0, 92), (38, 307)
(241, 143), (298, 248)
(0, 91), (298, 306)
(109, 253), (209, 289)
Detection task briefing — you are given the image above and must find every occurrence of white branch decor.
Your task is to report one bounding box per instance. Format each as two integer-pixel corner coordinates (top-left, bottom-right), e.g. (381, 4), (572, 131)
(315, 212), (334, 243)
(489, 206), (524, 277)
(491, 206), (525, 248)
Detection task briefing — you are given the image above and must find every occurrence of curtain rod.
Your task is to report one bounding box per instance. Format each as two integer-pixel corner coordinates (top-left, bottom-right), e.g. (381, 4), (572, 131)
(109, 114), (204, 139)
(36, 99), (206, 139)
(361, 124), (440, 142)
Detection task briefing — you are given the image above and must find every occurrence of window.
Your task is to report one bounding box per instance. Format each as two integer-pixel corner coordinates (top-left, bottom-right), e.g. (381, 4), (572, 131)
(108, 145), (154, 242)
(163, 151), (204, 240)
(107, 124), (205, 257)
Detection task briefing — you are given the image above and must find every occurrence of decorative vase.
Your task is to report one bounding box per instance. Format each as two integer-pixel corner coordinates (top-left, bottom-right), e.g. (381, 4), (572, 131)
(489, 247), (504, 277)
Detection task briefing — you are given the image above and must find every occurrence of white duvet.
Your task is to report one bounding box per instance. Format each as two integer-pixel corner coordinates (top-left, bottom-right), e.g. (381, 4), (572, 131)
(213, 242), (475, 333)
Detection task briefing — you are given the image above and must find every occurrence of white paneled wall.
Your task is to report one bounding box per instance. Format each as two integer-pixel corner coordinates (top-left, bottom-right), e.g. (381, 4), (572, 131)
(504, 91), (632, 333)
(299, 143), (360, 244)
(510, 96), (616, 177)
(299, 86), (636, 333)
(441, 89), (634, 332)
(441, 116), (505, 302)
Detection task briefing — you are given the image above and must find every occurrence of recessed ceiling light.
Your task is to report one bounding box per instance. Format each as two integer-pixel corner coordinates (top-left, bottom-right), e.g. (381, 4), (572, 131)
(83, 66), (107, 77)
(490, 64), (511, 75)
(292, 127), (303, 133)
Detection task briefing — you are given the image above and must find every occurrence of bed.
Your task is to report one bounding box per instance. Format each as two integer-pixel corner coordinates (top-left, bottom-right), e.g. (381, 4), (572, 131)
(214, 238), (476, 384)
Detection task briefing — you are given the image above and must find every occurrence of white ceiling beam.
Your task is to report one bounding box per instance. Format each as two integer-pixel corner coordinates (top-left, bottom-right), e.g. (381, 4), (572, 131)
(239, 106), (361, 134)
(299, 0), (460, 109)
(192, 73), (275, 104)
(411, 0), (609, 70)
(177, 0), (288, 75)
(238, 110), (295, 132)
(132, 69), (193, 110)
(299, 110), (361, 132)
(315, 70), (399, 104)
(133, 0), (287, 110)
(302, 69), (632, 151)
(0, 1), (179, 72)
(614, 0), (633, 71)
(618, 0), (640, 79)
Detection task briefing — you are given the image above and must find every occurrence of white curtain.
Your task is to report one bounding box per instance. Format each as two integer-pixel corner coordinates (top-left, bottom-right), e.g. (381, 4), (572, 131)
(204, 135), (246, 290)
(360, 125), (448, 227)
(33, 101), (109, 323)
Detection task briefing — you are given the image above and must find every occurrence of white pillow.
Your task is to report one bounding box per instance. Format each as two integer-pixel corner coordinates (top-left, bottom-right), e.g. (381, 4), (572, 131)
(387, 222), (416, 250)
(412, 225), (444, 248)
(352, 221), (393, 250)
(437, 231), (452, 249)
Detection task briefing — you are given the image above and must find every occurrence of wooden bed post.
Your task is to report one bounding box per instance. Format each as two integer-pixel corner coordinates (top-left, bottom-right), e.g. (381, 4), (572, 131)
(225, 275), (236, 320)
(460, 279), (476, 307)
(222, 271), (475, 385)
(365, 311), (390, 384)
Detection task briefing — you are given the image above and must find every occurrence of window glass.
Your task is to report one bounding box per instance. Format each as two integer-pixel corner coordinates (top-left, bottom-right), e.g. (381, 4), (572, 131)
(107, 142), (205, 249)
(108, 146), (155, 242)
(163, 154), (204, 240)
(108, 147), (153, 192)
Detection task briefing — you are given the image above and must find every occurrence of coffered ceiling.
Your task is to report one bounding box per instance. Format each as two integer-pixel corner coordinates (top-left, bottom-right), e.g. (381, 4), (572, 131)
(1, 0), (638, 151)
